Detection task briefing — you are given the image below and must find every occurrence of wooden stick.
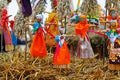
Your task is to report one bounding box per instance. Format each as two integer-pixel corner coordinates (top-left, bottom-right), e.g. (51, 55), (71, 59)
(25, 23), (34, 25)
(43, 11), (51, 14)
(45, 22), (57, 25)
(65, 34), (76, 37)
(25, 22), (57, 25)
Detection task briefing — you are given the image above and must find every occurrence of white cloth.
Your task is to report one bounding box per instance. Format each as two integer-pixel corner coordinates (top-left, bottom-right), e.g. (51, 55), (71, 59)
(58, 26), (65, 33)
(36, 14), (44, 20)
(8, 22), (12, 31)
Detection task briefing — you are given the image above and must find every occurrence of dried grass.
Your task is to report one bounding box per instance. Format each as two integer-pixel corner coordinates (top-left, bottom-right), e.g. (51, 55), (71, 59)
(0, 51), (119, 80)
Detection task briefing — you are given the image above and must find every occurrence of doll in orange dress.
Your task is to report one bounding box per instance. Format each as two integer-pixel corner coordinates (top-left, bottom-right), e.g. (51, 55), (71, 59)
(53, 27), (71, 68)
(30, 14), (47, 57)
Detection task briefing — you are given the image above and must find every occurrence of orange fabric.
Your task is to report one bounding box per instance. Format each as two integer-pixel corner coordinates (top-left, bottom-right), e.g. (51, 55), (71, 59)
(45, 24), (58, 46)
(30, 28), (47, 57)
(54, 41), (70, 65)
(107, 15), (118, 21)
(75, 15), (89, 39)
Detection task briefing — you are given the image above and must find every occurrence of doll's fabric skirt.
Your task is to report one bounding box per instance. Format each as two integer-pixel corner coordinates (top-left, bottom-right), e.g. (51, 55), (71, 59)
(30, 28), (47, 57)
(53, 41), (70, 65)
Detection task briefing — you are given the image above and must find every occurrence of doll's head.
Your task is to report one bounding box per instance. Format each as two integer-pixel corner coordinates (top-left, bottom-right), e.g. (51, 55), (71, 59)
(58, 26), (65, 35)
(79, 15), (87, 24)
(36, 14), (43, 22)
(109, 8), (117, 18)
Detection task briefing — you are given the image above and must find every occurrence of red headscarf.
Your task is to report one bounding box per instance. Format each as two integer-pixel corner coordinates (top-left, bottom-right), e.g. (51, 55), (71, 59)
(75, 15), (89, 39)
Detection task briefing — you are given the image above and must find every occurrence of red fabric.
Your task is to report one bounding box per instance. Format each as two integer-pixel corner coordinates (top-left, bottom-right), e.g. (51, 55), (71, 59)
(107, 15), (118, 21)
(53, 0), (57, 7)
(1, 8), (8, 25)
(9, 20), (14, 30)
(1, 8), (12, 44)
(30, 27), (47, 57)
(75, 15), (89, 39)
(53, 41), (70, 65)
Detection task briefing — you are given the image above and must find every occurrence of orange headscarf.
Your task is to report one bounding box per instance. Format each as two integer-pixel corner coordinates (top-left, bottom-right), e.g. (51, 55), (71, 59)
(75, 15), (89, 39)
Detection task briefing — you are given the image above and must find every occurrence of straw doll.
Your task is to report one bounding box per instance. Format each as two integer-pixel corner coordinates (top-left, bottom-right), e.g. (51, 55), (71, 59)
(106, 20), (120, 70)
(30, 14), (47, 57)
(69, 15), (94, 59)
(45, 8), (59, 46)
(1, 8), (14, 51)
(53, 27), (74, 68)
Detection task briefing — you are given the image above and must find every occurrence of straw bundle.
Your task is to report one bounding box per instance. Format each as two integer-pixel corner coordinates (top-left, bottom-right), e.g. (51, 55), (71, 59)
(14, 0), (46, 38)
(0, 51), (119, 80)
(80, 0), (98, 16)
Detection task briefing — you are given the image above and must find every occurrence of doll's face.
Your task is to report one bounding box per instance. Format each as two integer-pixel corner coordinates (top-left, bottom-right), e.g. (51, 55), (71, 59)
(59, 30), (63, 34)
(110, 10), (117, 18)
(37, 18), (42, 22)
(79, 18), (86, 24)
(79, 15), (87, 24)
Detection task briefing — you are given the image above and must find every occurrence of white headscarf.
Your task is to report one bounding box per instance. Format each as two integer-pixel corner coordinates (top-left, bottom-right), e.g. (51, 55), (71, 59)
(36, 14), (44, 25)
(58, 26), (65, 34)
(36, 14), (44, 20)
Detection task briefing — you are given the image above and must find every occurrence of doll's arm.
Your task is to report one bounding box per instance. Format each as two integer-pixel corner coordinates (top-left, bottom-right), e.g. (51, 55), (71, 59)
(25, 22), (34, 26)
(67, 23), (77, 27)
(98, 29), (107, 33)
(45, 22), (57, 25)
(65, 34), (76, 37)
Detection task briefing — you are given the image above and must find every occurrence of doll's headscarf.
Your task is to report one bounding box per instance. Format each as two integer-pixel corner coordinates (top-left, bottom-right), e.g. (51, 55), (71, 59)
(36, 14), (44, 23)
(79, 15), (87, 24)
(58, 26), (65, 32)
(36, 14), (43, 19)
(75, 15), (89, 38)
